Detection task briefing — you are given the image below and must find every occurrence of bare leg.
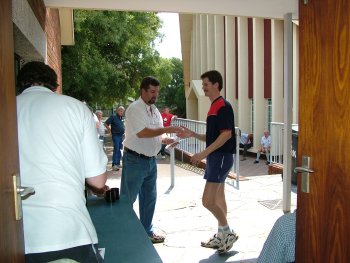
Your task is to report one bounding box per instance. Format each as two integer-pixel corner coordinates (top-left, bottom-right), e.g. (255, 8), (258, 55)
(202, 182), (227, 226)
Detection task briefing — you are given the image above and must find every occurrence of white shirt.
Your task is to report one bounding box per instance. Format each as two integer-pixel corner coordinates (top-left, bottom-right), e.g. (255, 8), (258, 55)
(123, 97), (163, 157)
(261, 135), (272, 148)
(17, 86), (108, 253)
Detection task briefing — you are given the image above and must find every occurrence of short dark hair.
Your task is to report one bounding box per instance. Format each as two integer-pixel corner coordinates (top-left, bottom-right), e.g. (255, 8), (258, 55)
(200, 70), (223, 91)
(17, 61), (58, 93)
(139, 76), (160, 92)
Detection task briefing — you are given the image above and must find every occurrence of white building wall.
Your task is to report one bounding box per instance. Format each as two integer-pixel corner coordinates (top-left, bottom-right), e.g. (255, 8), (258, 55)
(237, 17), (250, 134)
(225, 16), (237, 115)
(214, 15), (225, 93)
(207, 15), (215, 70)
(271, 19), (284, 123)
(293, 23), (299, 124)
(200, 15), (208, 75)
(253, 18), (266, 149)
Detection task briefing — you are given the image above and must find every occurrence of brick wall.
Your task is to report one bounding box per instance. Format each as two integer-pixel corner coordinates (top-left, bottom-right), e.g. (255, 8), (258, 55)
(27, 0), (62, 93)
(45, 8), (62, 93)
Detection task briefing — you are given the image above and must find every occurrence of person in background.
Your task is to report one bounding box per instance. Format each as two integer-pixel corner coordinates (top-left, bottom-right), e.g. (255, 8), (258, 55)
(177, 70), (239, 254)
(239, 131), (253, 161)
(95, 110), (106, 149)
(16, 61), (108, 263)
(120, 76), (183, 243)
(160, 106), (177, 159)
(254, 130), (272, 165)
(257, 210), (296, 263)
(104, 106), (125, 171)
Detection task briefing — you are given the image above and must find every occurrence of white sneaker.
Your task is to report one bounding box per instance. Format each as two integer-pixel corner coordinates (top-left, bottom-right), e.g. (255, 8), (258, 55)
(201, 233), (222, 249)
(217, 231), (239, 254)
(112, 165), (119, 171)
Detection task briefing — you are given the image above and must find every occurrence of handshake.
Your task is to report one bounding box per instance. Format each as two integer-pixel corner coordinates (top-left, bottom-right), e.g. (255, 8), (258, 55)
(164, 125), (192, 149)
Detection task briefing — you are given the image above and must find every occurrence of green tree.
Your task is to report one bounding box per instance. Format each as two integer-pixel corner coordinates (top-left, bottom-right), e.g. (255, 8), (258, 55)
(156, 57), (186, 117)
(62, 10), (163, 108)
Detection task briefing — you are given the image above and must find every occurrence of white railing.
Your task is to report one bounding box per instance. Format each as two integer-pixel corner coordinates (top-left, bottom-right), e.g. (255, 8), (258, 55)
(270, 122), (298, 165)
(170, 118), (241, 188)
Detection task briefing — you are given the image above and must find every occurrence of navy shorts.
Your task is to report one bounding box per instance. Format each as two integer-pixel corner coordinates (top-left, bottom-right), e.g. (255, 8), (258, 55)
(204, 151), (234, 183)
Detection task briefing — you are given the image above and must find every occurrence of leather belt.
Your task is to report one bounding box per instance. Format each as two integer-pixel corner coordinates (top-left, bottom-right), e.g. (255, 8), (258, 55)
(124, 147), (155, 159)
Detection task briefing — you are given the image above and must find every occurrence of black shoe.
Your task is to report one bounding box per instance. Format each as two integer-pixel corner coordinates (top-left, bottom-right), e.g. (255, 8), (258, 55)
(266, 161), (270, 165)
(254, 160), (259, 164)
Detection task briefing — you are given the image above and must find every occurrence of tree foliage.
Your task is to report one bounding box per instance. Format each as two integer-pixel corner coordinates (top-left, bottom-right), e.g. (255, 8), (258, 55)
(156, 57), (186, 117)
(62, 10), (163, 107)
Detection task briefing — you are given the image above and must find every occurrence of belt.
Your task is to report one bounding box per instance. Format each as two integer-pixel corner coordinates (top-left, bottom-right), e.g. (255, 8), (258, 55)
(124, 147), (155, 159)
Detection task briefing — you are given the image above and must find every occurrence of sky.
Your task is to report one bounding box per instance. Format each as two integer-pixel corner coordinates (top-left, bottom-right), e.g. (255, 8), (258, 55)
(156, 13), (182, 59)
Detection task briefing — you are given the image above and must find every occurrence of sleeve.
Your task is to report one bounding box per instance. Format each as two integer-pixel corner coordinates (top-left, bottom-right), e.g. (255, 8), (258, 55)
(126, 104), (148, 134)
(105, 116), (112, 125)
(218, 106), (234, 131)
(257, 217), (287, 263)
(81, 108), (108, 178)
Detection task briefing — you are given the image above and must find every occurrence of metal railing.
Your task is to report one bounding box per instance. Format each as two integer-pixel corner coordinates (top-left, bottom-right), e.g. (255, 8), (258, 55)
(169, 118), (241, 188)
(270, 122), (298, 165)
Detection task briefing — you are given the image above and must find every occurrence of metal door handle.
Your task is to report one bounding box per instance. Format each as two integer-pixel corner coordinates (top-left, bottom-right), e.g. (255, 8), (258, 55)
(294, 156), (314, 193)
(294, 167), (314, 174)
(13, 174), (35, 220)
(17, 186), (35, 198)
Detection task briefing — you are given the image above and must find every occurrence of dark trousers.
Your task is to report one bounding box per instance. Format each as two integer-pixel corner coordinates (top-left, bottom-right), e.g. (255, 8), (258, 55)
(25, 244), (103, 263)
(112, 134), (123, 166)
(239, 143), (252, 157)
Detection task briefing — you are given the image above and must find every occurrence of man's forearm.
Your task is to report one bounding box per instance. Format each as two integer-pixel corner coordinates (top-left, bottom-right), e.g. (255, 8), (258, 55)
(191, 131), (206, 141)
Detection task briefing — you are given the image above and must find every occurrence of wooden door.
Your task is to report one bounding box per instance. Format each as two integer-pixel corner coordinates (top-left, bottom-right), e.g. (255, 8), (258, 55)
(297, 0), (350, 262)
(0, 0), (25, 261)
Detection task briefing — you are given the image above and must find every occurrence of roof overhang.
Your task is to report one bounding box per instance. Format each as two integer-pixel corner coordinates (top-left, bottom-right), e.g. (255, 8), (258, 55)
(45, 0), (298, 20)
(59, 8), (74, 45)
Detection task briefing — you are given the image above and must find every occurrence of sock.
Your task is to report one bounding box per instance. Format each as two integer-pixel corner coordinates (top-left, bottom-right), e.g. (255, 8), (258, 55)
(217, 226), (225, 238)
(256, 152), (261, 160)
(222, 225), (232, 234)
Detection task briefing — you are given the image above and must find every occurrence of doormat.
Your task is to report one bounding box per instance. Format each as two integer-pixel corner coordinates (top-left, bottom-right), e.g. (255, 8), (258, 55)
(175, 161), (205, 175)
(258, 199), (282, 210)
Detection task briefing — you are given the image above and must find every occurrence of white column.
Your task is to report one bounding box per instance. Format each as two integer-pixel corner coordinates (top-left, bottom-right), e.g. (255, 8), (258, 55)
(237, 17), (250, 133)
(253, 18), (265, 143)
(293, 24), (299, 124)
(282, 13), (293, 213)
(225, 16), (237, 114)
(271, 19), (284, 123)
(207, 15), (215, 70)
(214, 15), (225, 85)
(195, 15), (201, 79)
(200, 14), (208, 74)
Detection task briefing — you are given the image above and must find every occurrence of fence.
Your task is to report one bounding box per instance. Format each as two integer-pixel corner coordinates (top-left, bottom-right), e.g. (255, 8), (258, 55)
(270, 122), (298, 165)
(170, 118), (241, 188)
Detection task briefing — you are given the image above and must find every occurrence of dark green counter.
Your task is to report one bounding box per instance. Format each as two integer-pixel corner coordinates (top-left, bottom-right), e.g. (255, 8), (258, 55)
(87, 195), (163, 263)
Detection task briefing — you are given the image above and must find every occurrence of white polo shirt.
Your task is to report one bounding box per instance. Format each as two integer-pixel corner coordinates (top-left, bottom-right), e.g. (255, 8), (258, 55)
(17, 86), (108, 254)
(123, 97), (163, 157)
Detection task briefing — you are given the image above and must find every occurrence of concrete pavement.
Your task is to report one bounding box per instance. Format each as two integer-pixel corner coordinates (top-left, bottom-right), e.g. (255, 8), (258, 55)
(105, 152), (297, 263)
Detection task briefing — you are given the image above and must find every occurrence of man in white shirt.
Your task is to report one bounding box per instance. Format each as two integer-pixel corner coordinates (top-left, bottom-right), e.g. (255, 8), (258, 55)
(16, 61), (108, 262)
(120, 76), (183, 243)
(254, 130), (272, 165)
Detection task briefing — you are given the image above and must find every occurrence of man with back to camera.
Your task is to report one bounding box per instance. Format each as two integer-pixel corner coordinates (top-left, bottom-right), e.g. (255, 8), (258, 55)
(177, 70), (239, 254)
(16, 61), (108, 263)
(120, 76), (183, 243)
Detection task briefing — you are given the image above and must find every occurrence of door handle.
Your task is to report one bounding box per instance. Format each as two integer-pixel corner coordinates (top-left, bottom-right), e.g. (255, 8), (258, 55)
(294, 156), (313, 193)
(13, 174), (35, 220)
(18, 186), (35, 198)
(294, 167), (314, 174)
